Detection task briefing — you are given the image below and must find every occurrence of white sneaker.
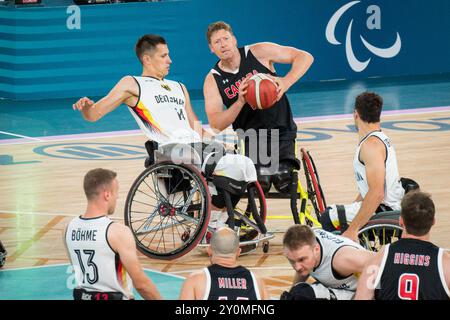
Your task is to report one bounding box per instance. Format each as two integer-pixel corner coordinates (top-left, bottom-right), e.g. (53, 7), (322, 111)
(209, 210), (228, 229)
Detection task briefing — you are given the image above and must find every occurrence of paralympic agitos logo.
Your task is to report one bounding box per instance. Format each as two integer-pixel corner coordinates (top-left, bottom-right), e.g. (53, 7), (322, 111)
(326, 1), (401, 72)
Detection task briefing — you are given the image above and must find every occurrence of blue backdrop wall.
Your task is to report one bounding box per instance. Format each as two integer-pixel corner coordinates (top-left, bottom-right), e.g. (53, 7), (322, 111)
(1, 0), (449, 100)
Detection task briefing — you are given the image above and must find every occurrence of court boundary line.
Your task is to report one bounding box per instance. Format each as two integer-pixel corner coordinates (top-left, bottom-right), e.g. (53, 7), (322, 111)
(0, 262), (186, 280)
(0, 263), (70, 271)
(294, 105), (450, 123)
(3, 258), (447, 275)
(0, 209), (125, 220)
(0, 130), (43, 142)
(1, 106), (449, 146)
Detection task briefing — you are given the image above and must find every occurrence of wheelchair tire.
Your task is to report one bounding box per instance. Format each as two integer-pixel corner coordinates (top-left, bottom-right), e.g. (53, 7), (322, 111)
(358, 217), (403, 252)
(230, 181), (267, 242)
(301, 148), (327, 215)
(124, 162), (211, 260)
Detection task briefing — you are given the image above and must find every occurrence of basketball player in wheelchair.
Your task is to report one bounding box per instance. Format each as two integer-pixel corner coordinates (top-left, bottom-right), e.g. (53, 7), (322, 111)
(202, 21), (316, 231)
(135, 136), (273, 256)
(200, 20), (398, 256)
(318, 92), (420, 242)
(73, 33), (272, 260)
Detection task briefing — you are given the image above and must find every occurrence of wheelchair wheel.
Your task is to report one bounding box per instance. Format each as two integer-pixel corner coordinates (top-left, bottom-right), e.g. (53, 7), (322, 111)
(358, 218), (403, 252)
(301, 148), (327, 215)
(124, 162), (211, 260)
(0, 240), (6, 268)
(233, 181), (267, 242)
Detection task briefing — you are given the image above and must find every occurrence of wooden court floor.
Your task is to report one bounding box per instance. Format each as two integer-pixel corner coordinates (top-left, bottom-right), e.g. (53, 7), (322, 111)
(1, 109), (449, 299)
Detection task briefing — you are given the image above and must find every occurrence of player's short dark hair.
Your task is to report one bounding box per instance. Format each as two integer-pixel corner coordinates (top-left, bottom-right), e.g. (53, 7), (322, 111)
(135, 34), (167, 63)
(206, 21), (234, 44)
(401, 191), (435, 236)
(283, 225), (317, 250)
(354, 91), (383, 123)
(83, 168), (117, 200)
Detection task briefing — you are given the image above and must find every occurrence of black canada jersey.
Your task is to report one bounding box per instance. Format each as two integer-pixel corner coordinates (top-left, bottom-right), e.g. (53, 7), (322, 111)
(203, 264), (261, 300)
(374, 239), (449, 300)
(210, 46), (297, 140)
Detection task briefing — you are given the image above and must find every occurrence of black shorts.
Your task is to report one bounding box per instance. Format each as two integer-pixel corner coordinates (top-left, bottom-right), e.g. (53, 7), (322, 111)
(242, 136), (299, 170)
(73, 288), (125, 300)
(211, 192), (241, 209)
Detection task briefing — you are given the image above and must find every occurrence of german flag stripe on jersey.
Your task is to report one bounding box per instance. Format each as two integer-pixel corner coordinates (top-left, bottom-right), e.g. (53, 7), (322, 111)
(134, 101), (163, 134)
(116, 258), (128, 289)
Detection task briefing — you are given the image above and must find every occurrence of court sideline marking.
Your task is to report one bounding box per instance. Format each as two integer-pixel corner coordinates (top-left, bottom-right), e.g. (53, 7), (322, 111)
(0, 209), (292, 220)
(0, 130), (43, 142)
(1, 106), (449, 146)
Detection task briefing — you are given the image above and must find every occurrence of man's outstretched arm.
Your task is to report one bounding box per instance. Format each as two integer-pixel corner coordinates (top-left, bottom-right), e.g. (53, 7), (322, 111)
(73, 76), (138, 122)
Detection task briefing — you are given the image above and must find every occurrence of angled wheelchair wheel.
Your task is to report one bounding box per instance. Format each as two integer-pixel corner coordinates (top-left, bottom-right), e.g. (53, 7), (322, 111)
(124, 161), (211, 260)
(232, 181), (268, 242)
(0, 240), (6, 268)
(301, 148), (327, 216)
(358, 213), (403, 252)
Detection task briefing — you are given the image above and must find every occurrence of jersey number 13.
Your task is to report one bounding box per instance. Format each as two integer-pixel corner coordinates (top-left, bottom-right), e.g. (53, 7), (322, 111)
(74, 249), (99, 285)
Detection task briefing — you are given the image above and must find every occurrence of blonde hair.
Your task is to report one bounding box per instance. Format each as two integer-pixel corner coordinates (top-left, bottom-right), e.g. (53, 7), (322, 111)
(283, 225), (317, 250)
(206, 21), (234, 44)
(83, 168), (117, 200)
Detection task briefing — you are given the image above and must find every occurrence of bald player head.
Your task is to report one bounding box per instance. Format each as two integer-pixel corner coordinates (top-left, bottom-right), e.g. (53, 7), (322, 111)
(208, 227), (241, 260)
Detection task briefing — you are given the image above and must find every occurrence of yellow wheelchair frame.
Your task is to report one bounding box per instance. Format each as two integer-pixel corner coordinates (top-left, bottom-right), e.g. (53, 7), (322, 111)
(238, 139), (402, 252)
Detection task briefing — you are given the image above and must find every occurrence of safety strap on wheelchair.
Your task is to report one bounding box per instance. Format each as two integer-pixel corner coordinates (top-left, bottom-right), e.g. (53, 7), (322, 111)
(203, 149), (226, 179)
(336, 205), (348, 232)
(376, 203), (393, 213)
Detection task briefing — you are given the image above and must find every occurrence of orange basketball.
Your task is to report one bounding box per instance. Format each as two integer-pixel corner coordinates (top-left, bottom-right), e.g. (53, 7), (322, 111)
(245, 73), (278, 110)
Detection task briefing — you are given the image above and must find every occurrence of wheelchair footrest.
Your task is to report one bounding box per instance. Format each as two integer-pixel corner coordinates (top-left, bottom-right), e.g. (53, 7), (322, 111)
(238, 232), (274, 247)
(197, 231), (274, 249)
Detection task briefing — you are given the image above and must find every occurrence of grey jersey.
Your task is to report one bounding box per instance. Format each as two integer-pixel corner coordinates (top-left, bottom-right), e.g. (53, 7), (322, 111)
(311, 229), (364, 291)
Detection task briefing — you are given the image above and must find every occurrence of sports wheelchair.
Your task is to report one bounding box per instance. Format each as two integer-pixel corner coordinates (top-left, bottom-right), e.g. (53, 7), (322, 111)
(124, 140), (274, 260)
(256, 146), (407, 252)
(0, 240), (6, 268)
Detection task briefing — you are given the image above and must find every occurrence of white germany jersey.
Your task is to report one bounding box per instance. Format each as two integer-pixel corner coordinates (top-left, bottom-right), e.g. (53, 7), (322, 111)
(353, 130), (404, 210)
(65, 216), (133, 299)
(129, 76), (201, 145)
(311, 229), (363, 291)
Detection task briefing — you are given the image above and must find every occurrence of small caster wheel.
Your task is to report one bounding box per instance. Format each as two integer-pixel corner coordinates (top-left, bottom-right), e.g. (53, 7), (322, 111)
(262, 241), (269, 253)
